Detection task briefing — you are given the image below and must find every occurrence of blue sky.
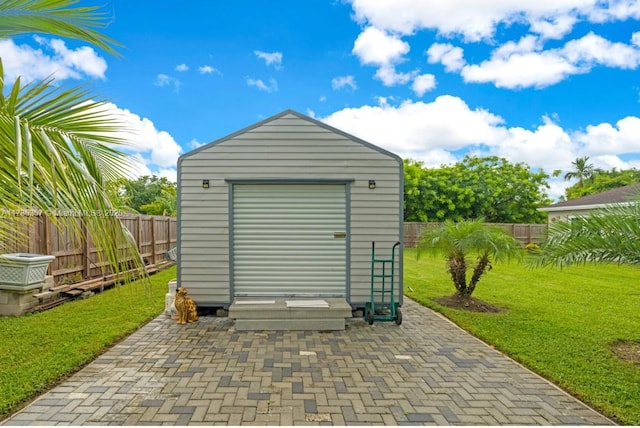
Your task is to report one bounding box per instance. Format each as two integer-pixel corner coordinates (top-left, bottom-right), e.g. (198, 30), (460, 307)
(4, 0), (640, 200)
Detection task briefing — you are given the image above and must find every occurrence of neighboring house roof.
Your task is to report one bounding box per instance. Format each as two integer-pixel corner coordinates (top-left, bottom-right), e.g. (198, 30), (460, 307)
(539, 183), (640, 212)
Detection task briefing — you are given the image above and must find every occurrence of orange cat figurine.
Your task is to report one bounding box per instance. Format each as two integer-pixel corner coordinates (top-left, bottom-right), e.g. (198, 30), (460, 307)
(174, 287), (198, 324)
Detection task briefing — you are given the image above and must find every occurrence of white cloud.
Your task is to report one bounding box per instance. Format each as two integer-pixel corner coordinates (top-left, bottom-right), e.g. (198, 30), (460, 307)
(348, 0), (640, 41)
(254, 50), (283, 69)
(462, 50), (579, 89)
(352, 26), (409, 66)
(529, 15), (577, 39)
(175, 63), (188, 72)
(576, 116), (640, 156)
(156, 168), (178, 183)
(426, 43), (466, 72)
(0, 37), (107, 84)
(460, 32), (640, 89)
(321, 96), (505, 158)
(95, 103), (183, 172)
(562, 32), (640, 69)
(374, 64), (417, 86)
(349, 2), (640, 89)
(154, 74), (181, 91)
(246, 77), (278, 92)
(198, 65), (221, 75)
(322, 98), (640, 200)
(319, 95), (327, 102)
(331, 75), (358, 90)
(411, 73), (436, 96)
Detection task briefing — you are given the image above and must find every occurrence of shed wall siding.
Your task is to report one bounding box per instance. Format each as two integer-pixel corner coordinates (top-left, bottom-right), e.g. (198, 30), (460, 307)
(178, 113), (402, 307)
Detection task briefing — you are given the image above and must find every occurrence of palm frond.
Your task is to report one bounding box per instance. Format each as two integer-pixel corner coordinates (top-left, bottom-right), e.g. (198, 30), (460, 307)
(0, 0), (121, 55)
(536, 203), (640, 267)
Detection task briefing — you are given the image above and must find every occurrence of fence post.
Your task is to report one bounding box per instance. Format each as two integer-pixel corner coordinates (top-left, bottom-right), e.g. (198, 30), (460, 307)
(151, 216), (156, 264)
(83, 220), (90, 279)
(44, 216), (52, 275)
(136, 216), (142, 253)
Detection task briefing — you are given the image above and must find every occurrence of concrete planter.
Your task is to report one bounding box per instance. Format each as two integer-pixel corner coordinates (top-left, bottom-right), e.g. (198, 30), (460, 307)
(0, 253), (55, 290)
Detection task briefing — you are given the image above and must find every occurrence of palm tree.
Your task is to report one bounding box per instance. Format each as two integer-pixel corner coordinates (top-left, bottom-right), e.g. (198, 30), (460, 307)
(564, 156), (594, 187)
(417, 218), (523, 298)
(0, 1), (143, 281)
(536, 203), (640, 268)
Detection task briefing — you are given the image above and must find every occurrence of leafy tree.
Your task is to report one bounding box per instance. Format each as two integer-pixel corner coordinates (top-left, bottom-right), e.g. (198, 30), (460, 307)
(116, 176), (177, 216)
(564, 167), (640, 200)
(564, 156), (594, 187)
(536, 202), (640, 268)
(404, 156), (551, 223)
(0, 1), (142, 279)
(417, 218), (523, 298)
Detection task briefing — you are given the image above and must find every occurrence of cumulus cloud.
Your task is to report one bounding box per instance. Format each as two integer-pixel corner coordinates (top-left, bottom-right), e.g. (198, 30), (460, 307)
(254, 50), (283, 69)
(426, 43), (466, 72)
(0, 37), (107, 84)
(321, 96), (505, 158)
(576, 116), (640, 155)
(348, 0), (640, 41)
(331, 75), (358, 90)
(460, 33), (640, 88)
(348, 1), (640, 90)
(175, 63), (188, 72)
(411, 73), (436, 96)
(246, 77), (278, 92)
(321, 98), (640, 200)
(352, 26), (409, 65)
(106, 103), (183, 168)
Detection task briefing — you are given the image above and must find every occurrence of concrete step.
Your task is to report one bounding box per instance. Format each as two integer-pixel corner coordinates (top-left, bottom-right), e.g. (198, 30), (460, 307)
(229, 298), (352, 331)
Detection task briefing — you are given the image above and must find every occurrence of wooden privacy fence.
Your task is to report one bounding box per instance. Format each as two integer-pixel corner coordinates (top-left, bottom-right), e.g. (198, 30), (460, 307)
(0, 214), (176, 285)
(403, 222), (548, 247)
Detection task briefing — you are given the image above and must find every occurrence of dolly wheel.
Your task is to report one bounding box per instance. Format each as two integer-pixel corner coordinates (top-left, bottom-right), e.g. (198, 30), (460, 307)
(366, 309), (374, 325)
(395, 308), (403, 325)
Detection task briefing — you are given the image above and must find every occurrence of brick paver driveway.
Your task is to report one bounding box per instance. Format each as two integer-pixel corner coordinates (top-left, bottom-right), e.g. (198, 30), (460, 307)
(3, 298), (612, 425)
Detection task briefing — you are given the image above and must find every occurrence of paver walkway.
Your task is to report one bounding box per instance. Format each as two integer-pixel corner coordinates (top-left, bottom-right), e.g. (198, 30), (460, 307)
(3, 298), (613, 425)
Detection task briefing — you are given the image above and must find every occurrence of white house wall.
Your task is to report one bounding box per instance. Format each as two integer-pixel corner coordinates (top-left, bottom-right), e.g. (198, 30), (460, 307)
(177, 112), (402, 307)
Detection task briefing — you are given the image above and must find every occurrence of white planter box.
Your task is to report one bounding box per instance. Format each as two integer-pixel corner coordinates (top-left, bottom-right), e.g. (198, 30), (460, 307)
(0, 253), (55, 286)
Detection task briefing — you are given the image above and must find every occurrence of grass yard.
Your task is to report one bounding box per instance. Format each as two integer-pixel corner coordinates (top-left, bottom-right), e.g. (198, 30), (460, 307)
(0, 267), (174, 419)
(404, 248), (640, 425)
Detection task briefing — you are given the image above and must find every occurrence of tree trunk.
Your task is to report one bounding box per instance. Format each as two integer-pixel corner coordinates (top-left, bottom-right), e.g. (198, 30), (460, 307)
(448, 256), (467, 294)
(467, 254), (491, 296)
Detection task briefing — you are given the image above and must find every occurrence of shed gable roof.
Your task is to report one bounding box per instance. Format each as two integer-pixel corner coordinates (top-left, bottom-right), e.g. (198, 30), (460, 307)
(178, 109), (402, 165)
(539, 183), (640, 212)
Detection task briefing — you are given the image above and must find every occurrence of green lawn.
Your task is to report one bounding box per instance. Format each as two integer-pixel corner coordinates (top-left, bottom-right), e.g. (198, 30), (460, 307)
(404, 248), (640, 425)
(0, 267), (174, 419)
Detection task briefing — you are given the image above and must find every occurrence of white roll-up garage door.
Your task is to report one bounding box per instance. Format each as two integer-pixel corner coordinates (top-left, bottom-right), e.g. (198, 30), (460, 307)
(232, 183), (347, 297)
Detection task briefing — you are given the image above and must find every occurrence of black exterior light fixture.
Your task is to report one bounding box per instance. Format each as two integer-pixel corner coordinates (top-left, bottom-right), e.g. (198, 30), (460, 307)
(202, 179), (210, 189)
(368, 180), (376, 190)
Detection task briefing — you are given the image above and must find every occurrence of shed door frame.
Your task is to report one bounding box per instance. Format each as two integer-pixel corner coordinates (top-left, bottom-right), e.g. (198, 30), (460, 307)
(228, 179), (352, 299)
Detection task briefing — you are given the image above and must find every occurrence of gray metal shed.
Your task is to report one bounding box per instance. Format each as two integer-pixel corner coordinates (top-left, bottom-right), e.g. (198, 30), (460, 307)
(177, 109), (403, 312)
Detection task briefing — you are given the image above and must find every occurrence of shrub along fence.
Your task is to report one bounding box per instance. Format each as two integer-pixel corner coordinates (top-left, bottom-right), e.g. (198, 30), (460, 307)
(403, 222), (547, 248)
(0, 213), (176, 286)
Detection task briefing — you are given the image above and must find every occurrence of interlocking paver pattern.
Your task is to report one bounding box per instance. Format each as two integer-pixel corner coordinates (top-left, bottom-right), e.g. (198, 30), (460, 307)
(3, 298), (613, 425)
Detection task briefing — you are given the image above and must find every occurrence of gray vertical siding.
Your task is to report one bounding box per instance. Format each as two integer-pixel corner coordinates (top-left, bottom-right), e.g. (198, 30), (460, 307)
(177, 111), (402, 308)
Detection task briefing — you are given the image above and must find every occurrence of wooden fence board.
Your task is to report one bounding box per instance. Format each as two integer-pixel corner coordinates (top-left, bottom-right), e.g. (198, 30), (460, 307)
(0, 214), (176, 285)
(403, 222), (547, 248)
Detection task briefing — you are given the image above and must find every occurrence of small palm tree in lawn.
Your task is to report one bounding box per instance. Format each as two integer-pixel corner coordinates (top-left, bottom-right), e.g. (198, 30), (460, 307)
(0, 1), (143, 281)
(417, 218), (524, 300)
(536, 202), (640, 268)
